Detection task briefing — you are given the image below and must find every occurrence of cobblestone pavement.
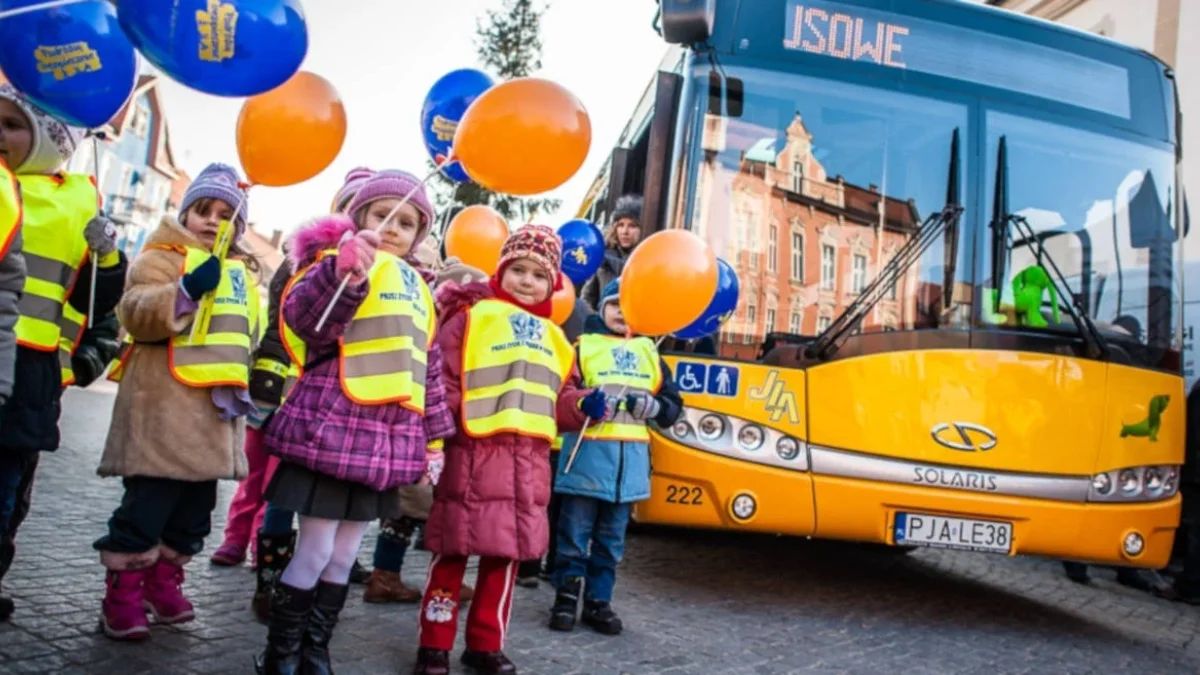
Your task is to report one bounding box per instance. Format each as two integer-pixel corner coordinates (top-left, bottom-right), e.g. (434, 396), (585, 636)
(0, 386), (1199, 674)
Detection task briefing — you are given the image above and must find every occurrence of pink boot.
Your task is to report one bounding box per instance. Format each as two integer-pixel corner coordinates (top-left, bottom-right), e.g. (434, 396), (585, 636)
(100, 569), (151, 641)
(143, 553), (195, 625)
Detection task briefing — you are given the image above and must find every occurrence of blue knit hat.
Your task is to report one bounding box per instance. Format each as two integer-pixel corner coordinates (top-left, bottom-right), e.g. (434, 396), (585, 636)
(180, 163), (249, 233)
(600, 278), (620, 310)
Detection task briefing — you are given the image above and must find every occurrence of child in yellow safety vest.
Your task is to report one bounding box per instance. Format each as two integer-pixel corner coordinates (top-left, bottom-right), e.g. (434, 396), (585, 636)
(548, 277), (682, 635)
(256, 169), (453, 675)
(413, 224), (609, 675)
(93, 163), (259, 641)
(0, 84), (127, 622)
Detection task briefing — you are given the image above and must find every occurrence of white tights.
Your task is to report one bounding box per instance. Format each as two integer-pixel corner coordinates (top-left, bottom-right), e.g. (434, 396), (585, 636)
(278, 517), (370, 589)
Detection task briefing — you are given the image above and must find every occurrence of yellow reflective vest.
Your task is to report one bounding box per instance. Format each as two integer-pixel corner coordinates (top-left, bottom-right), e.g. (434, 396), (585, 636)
(282, 250), (436, 409)
(577, 333), (662, 442)
(0, 162), (20, 260)
(14, 174), (95, 351)
(57, 303), (86, 386)
(460, 298), (575, 442)
(167, 247), (259, 388)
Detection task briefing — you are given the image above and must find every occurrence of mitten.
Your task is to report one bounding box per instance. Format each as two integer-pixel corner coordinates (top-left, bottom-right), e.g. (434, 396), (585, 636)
(578, 388), (608, 421)
(624, 391), (662, 421)
(248, 358), (287, 408)
(180, 255), (222, 299)
(84, 215), (119, 262)
(335, 230), (380, 285)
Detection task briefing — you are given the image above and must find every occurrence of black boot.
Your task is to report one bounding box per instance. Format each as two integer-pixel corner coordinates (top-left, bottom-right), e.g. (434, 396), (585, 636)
(413, 647), (451, 675)
(548, 577), (581, 632)
(581, 598), (622, 635)
(461, 650), (517, 674)
(254, 582), (315, 675)
(348, 559), (370, 585)
(302, 581), (349, 675)
(252, 530), (296, 624)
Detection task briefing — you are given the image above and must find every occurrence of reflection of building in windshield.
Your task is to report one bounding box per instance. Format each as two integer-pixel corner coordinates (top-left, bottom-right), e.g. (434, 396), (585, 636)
(692, 112), (921, 360)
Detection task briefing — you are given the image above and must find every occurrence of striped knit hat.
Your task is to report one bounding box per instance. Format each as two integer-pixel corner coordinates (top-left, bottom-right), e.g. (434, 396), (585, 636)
(496, 224), (563, 285)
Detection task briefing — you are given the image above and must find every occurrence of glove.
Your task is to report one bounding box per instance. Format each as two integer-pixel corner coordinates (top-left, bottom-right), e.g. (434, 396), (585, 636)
(84, 215), (119, 258)
(420, 440), (445, 486)
(578, 388), (608, 421)
(249, 358), (287, 408)
(336, 230), (380, 285)
(624, 392), (662, 421)
(180, 255), (222, 299)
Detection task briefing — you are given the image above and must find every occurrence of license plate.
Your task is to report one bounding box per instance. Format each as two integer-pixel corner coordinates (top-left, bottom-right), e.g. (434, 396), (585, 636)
(894, 512), (1013, 554)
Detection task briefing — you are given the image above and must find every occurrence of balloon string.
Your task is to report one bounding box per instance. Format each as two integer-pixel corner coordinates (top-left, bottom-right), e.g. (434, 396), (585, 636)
(313, 154), (456, 333)
(87, 133), (101, 329)
(0, 0), (89, 20)
(563, 335), (667, 474)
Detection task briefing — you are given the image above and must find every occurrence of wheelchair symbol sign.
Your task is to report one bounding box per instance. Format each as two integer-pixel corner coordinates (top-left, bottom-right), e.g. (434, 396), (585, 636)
(675, 362), (707, 393)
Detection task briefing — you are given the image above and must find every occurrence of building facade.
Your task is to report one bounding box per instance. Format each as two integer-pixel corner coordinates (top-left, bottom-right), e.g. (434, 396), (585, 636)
(65, 75), (188, 257)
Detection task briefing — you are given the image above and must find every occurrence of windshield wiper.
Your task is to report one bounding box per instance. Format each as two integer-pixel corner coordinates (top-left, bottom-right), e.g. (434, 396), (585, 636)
(989, 136), (1108, 359)
(804, 129), (963, 361)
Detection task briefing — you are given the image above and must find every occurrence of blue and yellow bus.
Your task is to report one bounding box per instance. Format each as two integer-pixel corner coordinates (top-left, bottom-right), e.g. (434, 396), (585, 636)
(577, 0), (1185, 566)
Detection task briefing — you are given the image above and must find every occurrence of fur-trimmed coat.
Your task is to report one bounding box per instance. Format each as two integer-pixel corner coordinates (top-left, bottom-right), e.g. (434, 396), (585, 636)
(97, 218), (251, 482)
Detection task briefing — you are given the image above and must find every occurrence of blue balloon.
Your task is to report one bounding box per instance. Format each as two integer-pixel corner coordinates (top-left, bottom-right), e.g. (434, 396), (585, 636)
(421, 68), (494, 184)
(117, 0), (307, 97)
(0, 0), (138, 129)
(557, 219), (605, 287)
(674, 258), (740, 340)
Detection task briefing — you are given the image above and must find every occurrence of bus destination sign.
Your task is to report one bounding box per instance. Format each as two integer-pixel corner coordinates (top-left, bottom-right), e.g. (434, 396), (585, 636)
(780, 0), (1131, 118)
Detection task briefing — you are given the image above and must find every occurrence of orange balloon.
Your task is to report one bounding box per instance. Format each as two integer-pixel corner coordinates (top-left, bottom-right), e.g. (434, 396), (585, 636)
(237, 71), (347, 187)
(443, 205), (509, 274)
(550, 276), (576, 326)
(454, 78), (591, 196)
(619, 230), (718, 336)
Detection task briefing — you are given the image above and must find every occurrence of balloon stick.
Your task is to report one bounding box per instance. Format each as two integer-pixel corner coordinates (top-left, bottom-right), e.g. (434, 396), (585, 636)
(0, 0), (88, 20)
(87, 133), (101, 329)
(188, 192), (247, 342)
(563, 335), (668, 474)
(313, 153), (456, 333)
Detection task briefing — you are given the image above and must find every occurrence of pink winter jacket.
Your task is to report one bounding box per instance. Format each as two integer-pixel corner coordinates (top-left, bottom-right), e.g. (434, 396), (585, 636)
(423, 281), (592, 561)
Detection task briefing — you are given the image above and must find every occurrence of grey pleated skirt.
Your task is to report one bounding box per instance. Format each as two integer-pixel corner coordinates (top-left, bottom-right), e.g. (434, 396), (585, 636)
(265, 462), (403, 522)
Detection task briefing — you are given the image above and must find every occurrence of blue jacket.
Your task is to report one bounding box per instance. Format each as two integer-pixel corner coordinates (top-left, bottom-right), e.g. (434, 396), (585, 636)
(554, 316), (684, 503)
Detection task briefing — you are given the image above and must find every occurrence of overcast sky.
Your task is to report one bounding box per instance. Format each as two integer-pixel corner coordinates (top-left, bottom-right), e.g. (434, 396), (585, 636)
(152, 0), (669, 238)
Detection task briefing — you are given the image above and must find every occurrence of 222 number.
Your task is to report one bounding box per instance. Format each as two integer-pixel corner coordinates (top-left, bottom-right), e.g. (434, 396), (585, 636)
(665, 485), (703, 505)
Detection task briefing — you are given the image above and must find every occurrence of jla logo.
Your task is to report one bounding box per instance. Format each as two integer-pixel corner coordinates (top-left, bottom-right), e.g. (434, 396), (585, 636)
(197, 0), (238, 63)
(569, 245), (589, 266)
(748, 370), (799, 425)
(35, 42), (101, 81)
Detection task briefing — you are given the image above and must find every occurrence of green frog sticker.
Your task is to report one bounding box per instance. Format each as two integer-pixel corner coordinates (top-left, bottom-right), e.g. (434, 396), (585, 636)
(1120, 395), (1170, 442)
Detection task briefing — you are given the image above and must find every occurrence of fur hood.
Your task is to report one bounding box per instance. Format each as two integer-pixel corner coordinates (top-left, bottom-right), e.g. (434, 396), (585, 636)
(285, 214), (436, 284)
(145, 215), (208, 251)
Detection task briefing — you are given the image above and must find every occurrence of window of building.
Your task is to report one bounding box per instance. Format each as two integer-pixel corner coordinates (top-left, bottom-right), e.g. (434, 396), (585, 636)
(792, 233), (804, 281)
(821, 244), (836, 290)
(131, 101), (151, 139)
(852, 254), (867, 294)
(789, 312), (801, 334)
(768, 225), (778, 273)
(817, 315), (832, 332)
(792, 159), (804, 193)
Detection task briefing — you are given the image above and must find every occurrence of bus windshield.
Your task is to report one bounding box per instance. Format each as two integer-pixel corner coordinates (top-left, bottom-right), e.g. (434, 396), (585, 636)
(680, 63), (1180, 369)
(682, 64), (970, 361)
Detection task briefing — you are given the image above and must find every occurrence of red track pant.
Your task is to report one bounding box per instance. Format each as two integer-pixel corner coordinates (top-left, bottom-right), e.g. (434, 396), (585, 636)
(419, 554), (516, 652)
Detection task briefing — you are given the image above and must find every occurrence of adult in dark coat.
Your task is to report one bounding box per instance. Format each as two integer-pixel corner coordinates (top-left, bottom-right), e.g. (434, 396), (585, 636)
(582, 195), (644, 311)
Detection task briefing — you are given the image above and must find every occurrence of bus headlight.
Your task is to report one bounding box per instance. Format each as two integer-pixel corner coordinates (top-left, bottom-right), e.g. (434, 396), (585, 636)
(656, 407), (809, 472)
(1119, 469), (1140, 494)
(1088, 465), (1181, 502)
(737, 425), (765, 452)
(697, 414), (725, 441)
(777, 437), (801, 461)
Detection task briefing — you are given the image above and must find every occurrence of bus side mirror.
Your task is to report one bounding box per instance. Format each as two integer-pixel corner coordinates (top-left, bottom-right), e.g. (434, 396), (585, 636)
(659, 0), (716, 45)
